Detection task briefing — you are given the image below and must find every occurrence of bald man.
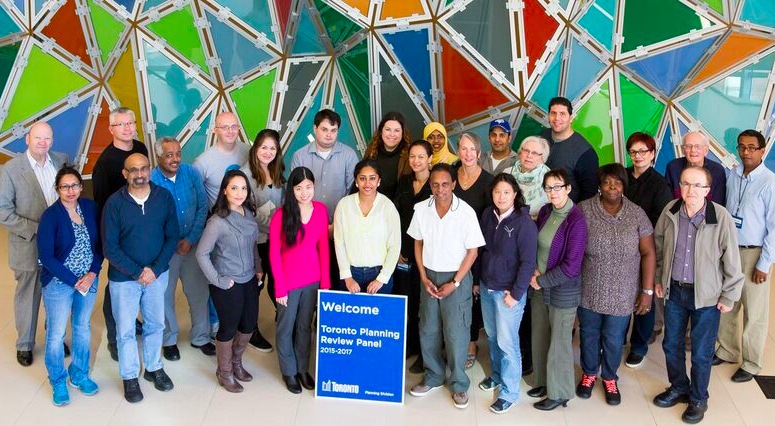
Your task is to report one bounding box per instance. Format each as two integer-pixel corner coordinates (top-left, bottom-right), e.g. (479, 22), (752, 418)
(0, 122), (69, 366)
(193, 112), (250, 206)
(102, 153), (179, 403)
(664, 132), (727, 206)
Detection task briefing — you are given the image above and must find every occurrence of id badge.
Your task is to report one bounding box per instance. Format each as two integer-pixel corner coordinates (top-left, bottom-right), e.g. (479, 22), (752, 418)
(732, 215), (743, 229)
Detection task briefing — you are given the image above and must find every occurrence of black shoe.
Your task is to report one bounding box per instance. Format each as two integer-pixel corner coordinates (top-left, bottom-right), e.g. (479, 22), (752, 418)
(576, 374), (596, 399)
(603, 379), (621, 406)
(527, 386), (547, 398)
(489, 398), (513, 414)
(123, 378), (143, 403)
(533, 398), (568, 411)
(681, 401), (708, 424)
(191, 342), (216, 356)
(107, 343), (118, 362)
(478, 377), (499, 391)
(522, 366), (533, 376)
(283, 375), (302, 394)
(162, 345), (180, 361)
(63, 343), (70, 358)
(711, 354), (731, 366)
(625, 352), (644, 368)
(731, 368), (754, 383)
(16, 350), (32, 367)
(296, 372), (314, 390)
(248, 330), (273, 353)
(653, 388), (690, 408)
(143, 368), (174, 391)
(135, 320), (143, 336)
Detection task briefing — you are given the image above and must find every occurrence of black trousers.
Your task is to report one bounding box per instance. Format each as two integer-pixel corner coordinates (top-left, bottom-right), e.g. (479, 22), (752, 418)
(256, 241), (276, 307)
(209, 277), (258, 342)
(392, 263), (421, 356)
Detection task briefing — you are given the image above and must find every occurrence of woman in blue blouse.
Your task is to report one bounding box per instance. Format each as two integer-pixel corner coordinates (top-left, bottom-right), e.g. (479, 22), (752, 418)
(37, 166), (103, 406)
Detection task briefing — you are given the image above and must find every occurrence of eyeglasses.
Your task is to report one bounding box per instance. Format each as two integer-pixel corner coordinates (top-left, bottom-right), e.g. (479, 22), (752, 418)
(628, 148), (652, 157)
(125, 166), (150, 174)
(110, 121), (136, 128)
(737, 145), (763, 153)
(215, 124), (241, 131)
(682, 144), (706, 152)
(543, 184), (568, 193)
(58, 183), (82, 191)
(679, 182), (710, 190)
(520, 149), (542, 157)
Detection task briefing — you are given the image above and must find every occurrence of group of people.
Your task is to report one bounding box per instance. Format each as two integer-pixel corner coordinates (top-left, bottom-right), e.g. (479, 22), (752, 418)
(0, 96), (771, 425)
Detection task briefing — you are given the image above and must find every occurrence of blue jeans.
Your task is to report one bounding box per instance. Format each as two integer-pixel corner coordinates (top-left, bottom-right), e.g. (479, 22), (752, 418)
(110, 272), (168, 380)
(344, 266), (394, 294)
(663, 284), (720, 403)
(42, 279), (97, 386)
(629, 297), (656, 356)
(480, 286), (526, 403)
(578, 307), (630, 381)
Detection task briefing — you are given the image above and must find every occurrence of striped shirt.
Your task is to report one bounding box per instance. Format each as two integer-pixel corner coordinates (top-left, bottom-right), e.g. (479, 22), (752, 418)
(26, 151), (58, 206)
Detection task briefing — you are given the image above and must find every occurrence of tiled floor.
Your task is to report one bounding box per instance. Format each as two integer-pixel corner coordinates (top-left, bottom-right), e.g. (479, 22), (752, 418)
(0, 226), (773, 425)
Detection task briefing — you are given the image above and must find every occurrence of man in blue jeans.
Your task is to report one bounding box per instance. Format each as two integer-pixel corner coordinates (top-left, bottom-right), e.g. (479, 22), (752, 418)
(102, 153), (179, 403)
(653, 166), (743, 424)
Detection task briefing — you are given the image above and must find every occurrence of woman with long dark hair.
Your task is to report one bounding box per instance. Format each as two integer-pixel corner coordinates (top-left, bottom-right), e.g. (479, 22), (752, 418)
(270, 166), (330, 394)
(362, 111), (412, 198)
(196, 170), (262, 393)
(241, 128), (285, 352)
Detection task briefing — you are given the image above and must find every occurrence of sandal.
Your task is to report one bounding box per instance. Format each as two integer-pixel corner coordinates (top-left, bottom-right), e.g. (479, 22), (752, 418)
(464, 352), (476, 370)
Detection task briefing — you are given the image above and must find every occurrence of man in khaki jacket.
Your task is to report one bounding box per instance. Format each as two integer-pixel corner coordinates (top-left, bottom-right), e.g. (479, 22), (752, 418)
(652, 166), (743, 424)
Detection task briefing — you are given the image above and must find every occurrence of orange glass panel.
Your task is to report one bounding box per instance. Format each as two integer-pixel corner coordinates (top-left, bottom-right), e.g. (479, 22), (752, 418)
(41, 0), (91, 66)
(107, 44), (144, 138)
(689, 32), (773, 88)
(380, 0), (424, 20)
(441, 37), (509, 122)
(342, 0), (370, 16)
(83, 97), (113, 175)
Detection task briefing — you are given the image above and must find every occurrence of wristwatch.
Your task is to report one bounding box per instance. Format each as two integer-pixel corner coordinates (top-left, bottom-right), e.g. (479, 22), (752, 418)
(453, 280), (461, 288)
(641, 288), (654, 296)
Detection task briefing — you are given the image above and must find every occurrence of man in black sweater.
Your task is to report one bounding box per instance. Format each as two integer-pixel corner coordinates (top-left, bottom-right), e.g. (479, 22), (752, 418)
(92, 106), (148, 361)
(539, 97), (599, 203)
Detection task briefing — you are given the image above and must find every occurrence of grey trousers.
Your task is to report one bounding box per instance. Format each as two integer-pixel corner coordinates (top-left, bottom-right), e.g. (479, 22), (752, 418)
(163, 247), (211, 346)
(276, 283), (318, 376)
(419, 269), (473, 393)
(13, 269), (42, 351)
(530, 293), (576, 400)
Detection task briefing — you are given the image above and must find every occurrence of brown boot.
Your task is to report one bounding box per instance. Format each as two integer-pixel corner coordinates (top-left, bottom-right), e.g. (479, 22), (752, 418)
(215, 340), (243, 393)
(232, 332), (253, 382)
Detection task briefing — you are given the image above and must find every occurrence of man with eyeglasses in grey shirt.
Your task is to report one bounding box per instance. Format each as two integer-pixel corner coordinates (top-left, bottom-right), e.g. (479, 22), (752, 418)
(193, 112), (250, 207)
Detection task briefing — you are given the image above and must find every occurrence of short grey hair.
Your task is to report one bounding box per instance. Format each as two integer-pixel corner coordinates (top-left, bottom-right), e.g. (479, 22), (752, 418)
(458, 132), (482, 154)
(109, 106), (136, 125)
(520, 136), (551, 163)
(153, 136), (179, 158)
(682, 131), (709, 146)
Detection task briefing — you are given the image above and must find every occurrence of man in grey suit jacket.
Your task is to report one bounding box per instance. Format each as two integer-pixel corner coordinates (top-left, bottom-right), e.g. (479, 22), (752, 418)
(0, 122), (69, 366)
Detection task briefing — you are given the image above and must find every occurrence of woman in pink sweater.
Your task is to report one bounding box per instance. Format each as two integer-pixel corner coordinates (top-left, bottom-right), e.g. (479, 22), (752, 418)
(270, 166), (330, 394)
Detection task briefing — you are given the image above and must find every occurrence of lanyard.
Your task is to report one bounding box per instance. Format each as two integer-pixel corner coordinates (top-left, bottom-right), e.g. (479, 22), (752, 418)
(734, 174), (749, 217)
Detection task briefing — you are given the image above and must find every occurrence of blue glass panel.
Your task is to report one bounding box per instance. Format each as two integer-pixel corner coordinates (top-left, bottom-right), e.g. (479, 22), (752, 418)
(741, 0), (775, 28)
(383, 29), (433, 107)
(565, 38), (605, 102)
(144, 41), (213, 140)
(626, 36), (717, 96)
(4, 95), (94, 162)
(207, 11), (272, 81)
(114, 0), (135, 13)
(705, 147), (724, 168)
(217, 0), (274, 39)
(680, 51), (775, 153)
(462, 121), (491, 152)
(292, 4), (325, 54)
(182, 114), (211, 165)
(12, 0), (24, 13)
(677, 119), (689, 138)
(143, 0), (167, 11)
(379, 53), (427, 144)
(333, 84), (361, 156)
(531, 43), (564, 110)
(655, 124), (675, 175)
(765, 141), (775, 173)
(284, 88), (324, 169)
(578, 0), (616, 51)
(34, 0), (47, 15)
(0, 5), (20, 37)
(447, 0), (512, 79)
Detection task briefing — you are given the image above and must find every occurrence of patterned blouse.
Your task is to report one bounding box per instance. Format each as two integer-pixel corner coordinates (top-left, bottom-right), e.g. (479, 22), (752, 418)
(52, 205), (94, 287)
(579, 196), (653, 316)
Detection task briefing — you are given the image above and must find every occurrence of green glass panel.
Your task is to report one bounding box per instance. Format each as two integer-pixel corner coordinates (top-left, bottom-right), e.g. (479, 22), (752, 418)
(0, 5), (20, 38)
(333, 83), (361, 155)
(1, 45), (90, 131)
(680, 52), (775, 154)
(619, 73), (665, 167)
(314, 0), (361, 47)
(512, 114), (545, 151)
(578, 0), (616, 51)
(182, 114), (211, 165)
(87, 0), (125, 64)
(338, 39), (370, 142)
(621, 0), (704, 53)
(217, 1), (274, 40)
(231, 68), (276, 141)
(0, 42), (21, 95)
(531, 43), (564, 110)
(700, 0), (723, 14)
(572, 80), (614, 165)
(284, 88), (324, 169)
(146, 5), (209, 74)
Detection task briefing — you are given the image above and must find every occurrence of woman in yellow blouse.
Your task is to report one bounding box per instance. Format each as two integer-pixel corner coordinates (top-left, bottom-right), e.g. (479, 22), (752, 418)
(424, 122), (458, 165)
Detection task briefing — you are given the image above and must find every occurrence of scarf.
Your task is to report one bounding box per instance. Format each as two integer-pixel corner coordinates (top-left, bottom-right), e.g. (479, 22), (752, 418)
(511, 160), (550, 216)
(423, 122), (458, 165)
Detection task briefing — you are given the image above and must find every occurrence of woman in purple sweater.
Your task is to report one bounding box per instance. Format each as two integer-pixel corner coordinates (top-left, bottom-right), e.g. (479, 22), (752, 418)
(528, 168), (587, 411)
(477, 174), (538, 414)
